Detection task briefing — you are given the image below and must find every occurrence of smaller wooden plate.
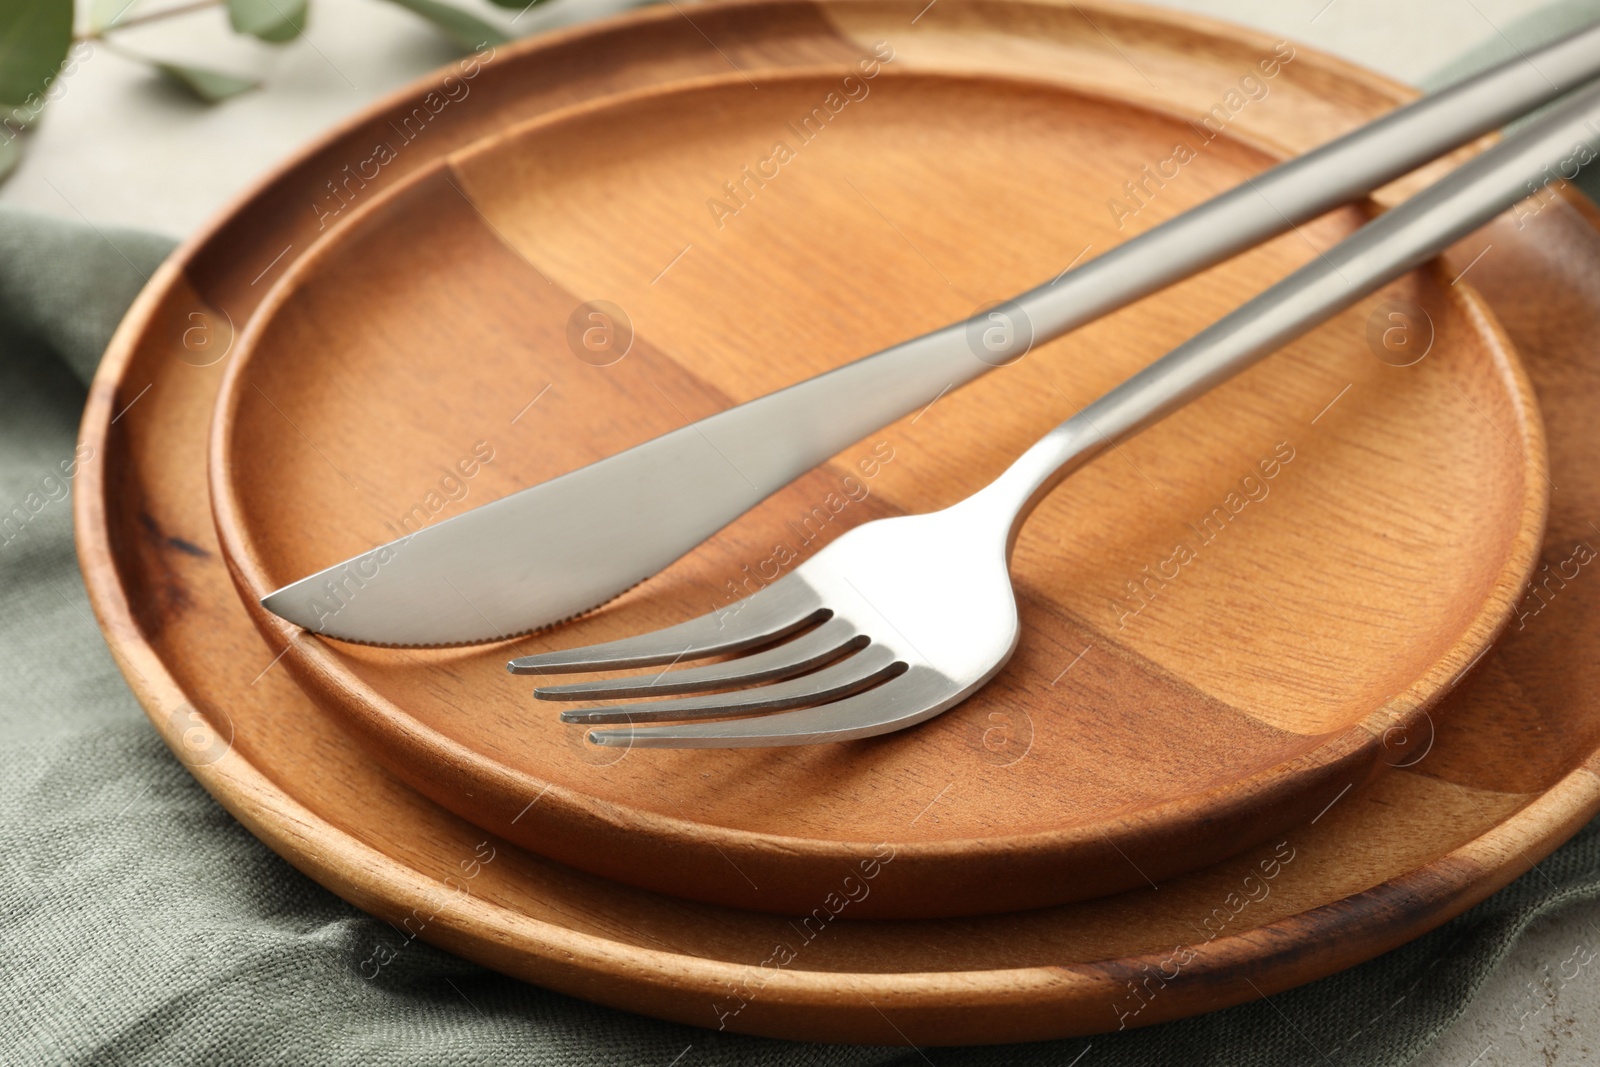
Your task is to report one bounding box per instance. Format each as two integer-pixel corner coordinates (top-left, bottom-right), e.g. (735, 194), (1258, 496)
(206, 20), (1544, 919)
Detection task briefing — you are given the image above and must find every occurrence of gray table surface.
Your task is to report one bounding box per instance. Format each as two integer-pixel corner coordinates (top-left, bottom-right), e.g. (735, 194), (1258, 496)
(4, 1), (1595, 1063)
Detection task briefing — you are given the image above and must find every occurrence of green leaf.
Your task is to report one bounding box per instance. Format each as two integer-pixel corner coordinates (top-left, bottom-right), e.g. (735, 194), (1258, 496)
(378, 0), (508, 50)
(0, 0), (73, 106)
(482, 0), (540, 11)
(226, 0), (307, 43)
(0, 135), (20, 184)
(155, 61), (260, 102)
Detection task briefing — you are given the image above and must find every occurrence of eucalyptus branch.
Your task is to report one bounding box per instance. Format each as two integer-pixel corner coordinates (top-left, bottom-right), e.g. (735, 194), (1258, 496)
(77, 0), (225, 41)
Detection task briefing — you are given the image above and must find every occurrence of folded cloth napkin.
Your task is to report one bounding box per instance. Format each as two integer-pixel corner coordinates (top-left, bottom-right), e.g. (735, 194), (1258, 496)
(4, 6), (1600, 1064)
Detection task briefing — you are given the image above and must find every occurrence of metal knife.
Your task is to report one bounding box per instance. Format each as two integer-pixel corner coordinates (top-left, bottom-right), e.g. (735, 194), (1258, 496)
(261, 24), (1600, 646)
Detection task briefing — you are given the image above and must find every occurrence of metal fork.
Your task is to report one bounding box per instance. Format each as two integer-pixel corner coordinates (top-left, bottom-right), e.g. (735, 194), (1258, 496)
(509, 81), (1600, 749)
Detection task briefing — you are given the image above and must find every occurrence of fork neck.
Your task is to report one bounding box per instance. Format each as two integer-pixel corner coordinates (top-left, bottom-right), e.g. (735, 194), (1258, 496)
(967, 416), (1110, 560)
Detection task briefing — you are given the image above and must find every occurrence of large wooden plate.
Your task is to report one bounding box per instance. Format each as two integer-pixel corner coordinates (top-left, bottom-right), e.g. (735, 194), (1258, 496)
(203, 14), (1543, 919)
(76, 0), (1600, 1044)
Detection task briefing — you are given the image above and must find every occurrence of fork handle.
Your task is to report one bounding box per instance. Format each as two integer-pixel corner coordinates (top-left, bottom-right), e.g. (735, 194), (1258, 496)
(985, 79), (1600, 534)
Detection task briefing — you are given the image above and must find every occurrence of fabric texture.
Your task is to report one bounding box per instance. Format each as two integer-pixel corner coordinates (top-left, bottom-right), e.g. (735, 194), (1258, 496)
(4, 5), (1600, 1062)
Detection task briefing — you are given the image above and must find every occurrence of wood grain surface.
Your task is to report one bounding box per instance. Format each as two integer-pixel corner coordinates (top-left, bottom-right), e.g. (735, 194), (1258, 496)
(75, 0), (1600, 1044)
(204, 29), (1545, 918)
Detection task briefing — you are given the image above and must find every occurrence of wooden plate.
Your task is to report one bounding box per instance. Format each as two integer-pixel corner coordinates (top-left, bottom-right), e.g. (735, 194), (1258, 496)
(203, 14), (1545, 919)
(77, 0), (1600, 1044)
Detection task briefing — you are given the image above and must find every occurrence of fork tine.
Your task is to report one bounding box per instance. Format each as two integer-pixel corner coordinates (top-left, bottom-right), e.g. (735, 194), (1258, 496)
(585, 664), (956, 747)
(558, 645), (901, 724)
(507, 577), (824, 674)
(535, 617), (865, 700)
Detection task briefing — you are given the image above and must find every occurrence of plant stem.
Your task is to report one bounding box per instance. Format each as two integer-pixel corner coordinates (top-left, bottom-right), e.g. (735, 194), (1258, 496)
(78, 0), (225, 41)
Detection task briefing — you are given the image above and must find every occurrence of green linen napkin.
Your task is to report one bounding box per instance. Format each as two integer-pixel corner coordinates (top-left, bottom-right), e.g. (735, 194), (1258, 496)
(4, 6), (1600, 1062)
